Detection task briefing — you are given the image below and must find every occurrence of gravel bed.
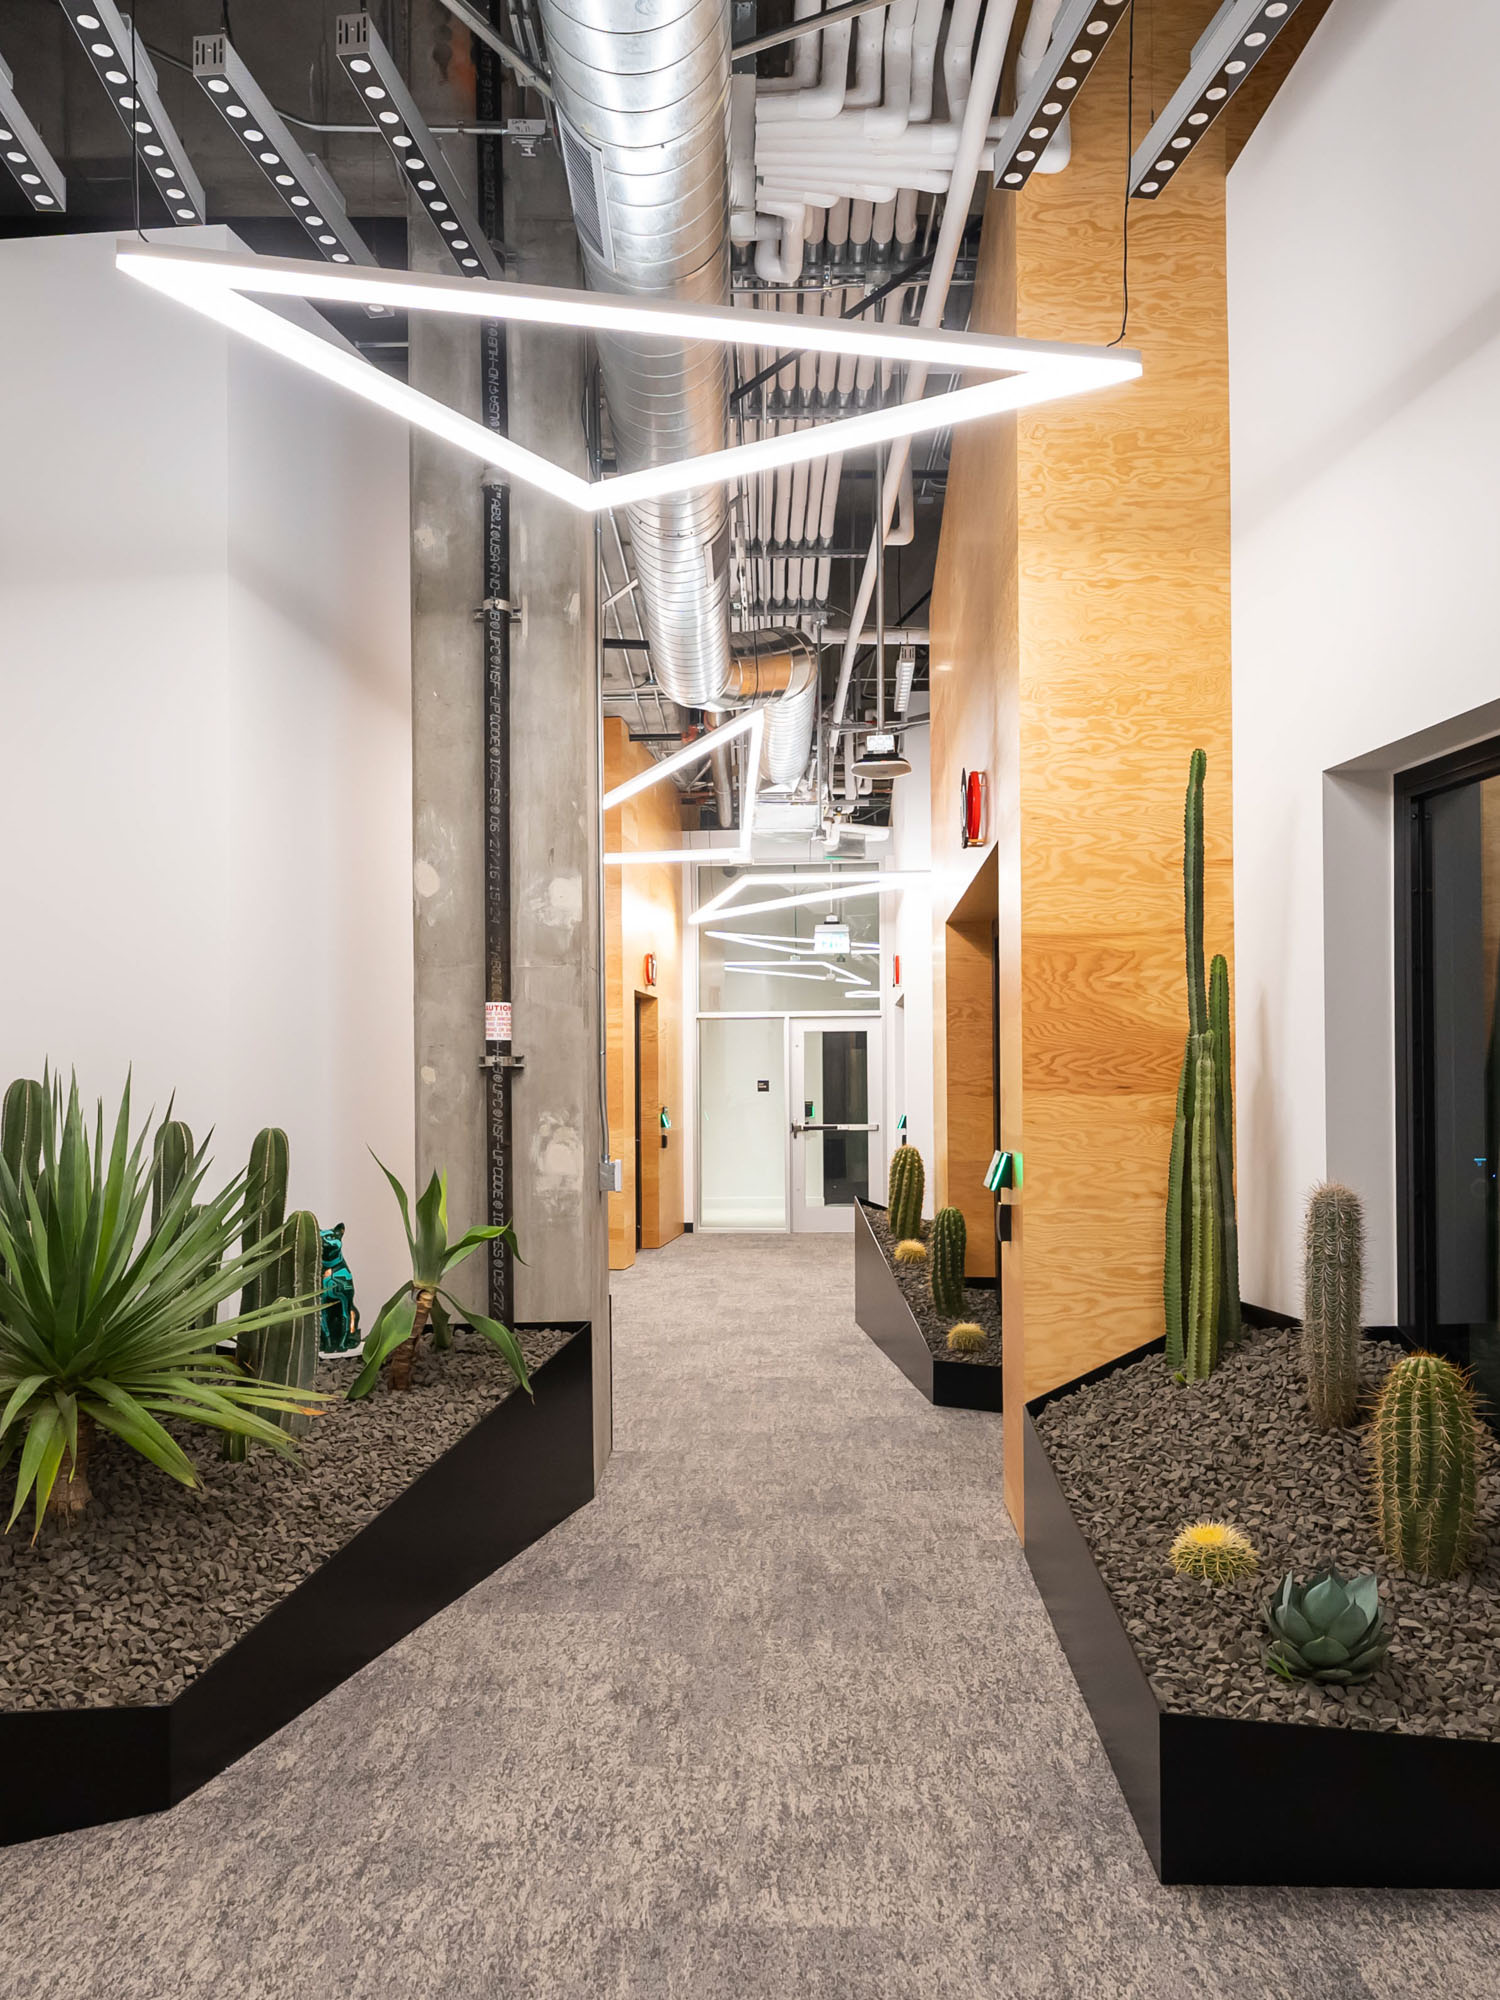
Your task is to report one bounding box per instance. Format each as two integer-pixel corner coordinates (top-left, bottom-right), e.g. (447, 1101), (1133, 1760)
(0, 1326), (571, 1712)
(864, 1204), (1000, 1366)
(1036, 1324), (1500, 1739)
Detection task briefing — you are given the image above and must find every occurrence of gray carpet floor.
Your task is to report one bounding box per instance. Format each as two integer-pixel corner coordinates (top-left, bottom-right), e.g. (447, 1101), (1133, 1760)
(3, 1231), (1500, 1998)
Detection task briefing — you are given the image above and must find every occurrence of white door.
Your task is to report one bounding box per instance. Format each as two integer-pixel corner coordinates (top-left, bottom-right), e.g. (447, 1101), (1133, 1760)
(790, 1017), (883, 1233)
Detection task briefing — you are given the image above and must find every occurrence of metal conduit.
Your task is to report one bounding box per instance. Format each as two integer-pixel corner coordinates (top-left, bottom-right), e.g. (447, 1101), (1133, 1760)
(538, 0), (820, 804)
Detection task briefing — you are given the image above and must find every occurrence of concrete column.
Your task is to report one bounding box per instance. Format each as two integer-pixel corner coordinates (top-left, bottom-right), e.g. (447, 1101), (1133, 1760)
(506, 142), (612, 1472)
(407, 5), (487, 1303)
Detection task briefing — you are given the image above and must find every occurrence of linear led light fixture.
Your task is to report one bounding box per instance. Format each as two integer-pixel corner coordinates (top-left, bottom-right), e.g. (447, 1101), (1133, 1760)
(691, 873), (924, 926)
(724, 962), (869, 986)
(1130, 0), (1306, 198)
(706, 930), (880, 958)
(693, 871), (883, 926)
(59, 2), (203, 220)
(117, 244), (1140, 513)
(335, 14), (503, 280)
(604, 709), (765, 865)
(192, 34), (377, 278)
(0, 52), (65, 210)
(992, 0), (1130, 193)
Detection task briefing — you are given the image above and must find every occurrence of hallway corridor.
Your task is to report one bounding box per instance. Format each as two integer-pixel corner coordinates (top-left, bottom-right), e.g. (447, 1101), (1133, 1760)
(3, 1233), (1500, 1996)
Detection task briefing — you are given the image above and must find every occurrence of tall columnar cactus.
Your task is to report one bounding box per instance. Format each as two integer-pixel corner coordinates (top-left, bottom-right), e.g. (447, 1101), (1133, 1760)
(1, 1077), (46, 1188)
(1373, 1351), (1479, 1579)
(931, 1205), (967, 1317)
(254, 1209), (322, 1440)
(1164, 750), (1240, 1380)
(150, 1119), (195, 1234)
(888, 1142), (925, 1242)
(226, 1127), (290, 1462)
(1301, 1182), (1364, 1429)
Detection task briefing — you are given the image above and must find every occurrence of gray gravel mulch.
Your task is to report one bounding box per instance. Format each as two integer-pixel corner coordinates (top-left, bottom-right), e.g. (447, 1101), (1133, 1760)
(864, 1204), (1000, 1367)
(1035, 1324), (1500, 1740)
(0, 1326), (571, 1712)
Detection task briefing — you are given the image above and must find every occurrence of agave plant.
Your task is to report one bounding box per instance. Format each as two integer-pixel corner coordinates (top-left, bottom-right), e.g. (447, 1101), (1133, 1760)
(348, 1159), (531, 1399)
(0, 1073), (324, 1533)
(1265, 1569), (1390, 1685)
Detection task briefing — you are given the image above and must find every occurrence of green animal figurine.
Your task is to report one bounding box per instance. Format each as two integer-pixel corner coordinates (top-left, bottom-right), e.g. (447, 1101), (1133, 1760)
(320, 1223), (361, 1353)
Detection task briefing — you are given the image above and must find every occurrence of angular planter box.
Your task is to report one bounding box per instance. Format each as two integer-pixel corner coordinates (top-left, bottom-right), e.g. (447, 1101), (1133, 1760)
(854, 1200), (1001, 1412)
(0, 1324), (595, 1848)
(1024, 1358), (1500, 1887)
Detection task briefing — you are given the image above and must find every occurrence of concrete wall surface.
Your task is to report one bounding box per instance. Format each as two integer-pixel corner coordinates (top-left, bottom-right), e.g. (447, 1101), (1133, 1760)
(0, 228), (415, 1311)
(1228, 0), (1500, 1317)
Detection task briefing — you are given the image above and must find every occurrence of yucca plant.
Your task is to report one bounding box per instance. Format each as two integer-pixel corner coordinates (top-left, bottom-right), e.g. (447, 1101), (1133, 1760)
(0, 1073), (324, 1534)
(348, 1159), (531, 1399)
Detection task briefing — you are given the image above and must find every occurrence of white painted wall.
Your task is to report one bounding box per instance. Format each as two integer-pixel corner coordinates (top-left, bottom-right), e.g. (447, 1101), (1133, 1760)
(0, 228), (415, 1310)
(1228, 0), (1500, 1317)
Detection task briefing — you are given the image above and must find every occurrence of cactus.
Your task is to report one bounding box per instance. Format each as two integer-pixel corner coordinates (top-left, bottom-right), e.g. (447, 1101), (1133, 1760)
(1, 1077), (46, 1188)
(1183, 1032), (1221, 1380)
(888, 1142), (925, 1241)
(1164, 751), (1239, 1379)
(947, 1322), (986, 1353)
(1301, 1183), (1364, 1429)
(150, 1118), (195, 1234)
(226, 1127), (290, 1461)
(252, 1209), (322, 1439)
(1373, 1351), (1479, 1579)
(931, 1205), (967, 1317)
(1169, 1519), (1258, 1584)
(893, 1238), (927, 1264)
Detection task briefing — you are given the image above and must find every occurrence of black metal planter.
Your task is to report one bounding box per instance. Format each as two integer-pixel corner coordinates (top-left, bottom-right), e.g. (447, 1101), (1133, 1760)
(854, 1201), (1002, 1412)
(1024, 1378), (1500, 1887)
(0, 1325), (596, 1848)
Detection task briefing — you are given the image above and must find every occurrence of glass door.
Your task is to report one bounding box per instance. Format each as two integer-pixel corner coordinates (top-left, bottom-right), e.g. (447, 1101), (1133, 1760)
(790, 1018), (882, 1233)
(698, 1016), (788, 1230)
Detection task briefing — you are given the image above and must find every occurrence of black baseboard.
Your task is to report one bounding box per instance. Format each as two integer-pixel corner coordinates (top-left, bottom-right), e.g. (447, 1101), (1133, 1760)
(1242, 1301), (1400, 1342)
(0, 1325), (596, 1847)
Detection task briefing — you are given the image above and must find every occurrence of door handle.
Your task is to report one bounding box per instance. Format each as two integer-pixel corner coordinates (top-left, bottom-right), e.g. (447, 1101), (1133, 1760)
(793, 1122), (880, 1133)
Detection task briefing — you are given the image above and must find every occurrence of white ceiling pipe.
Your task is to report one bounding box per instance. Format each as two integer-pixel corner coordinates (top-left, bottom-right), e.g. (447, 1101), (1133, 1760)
(759, 0), (827, 93)
(943, 0), (983, 116)
(909, 0), (948, 121)
(848, 7), (887, 108)
(756, 16), (854, 122)
(829, 0), (1023, 752)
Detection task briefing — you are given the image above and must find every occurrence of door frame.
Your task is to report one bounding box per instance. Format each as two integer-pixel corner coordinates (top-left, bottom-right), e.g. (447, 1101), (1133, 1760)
(789, 1014), (884, 1234)
(1394, 731), (1500, 1339)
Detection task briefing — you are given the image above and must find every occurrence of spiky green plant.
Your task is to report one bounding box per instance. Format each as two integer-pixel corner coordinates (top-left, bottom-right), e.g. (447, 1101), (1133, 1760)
(224, 1126), (291, 1463)
(1, 1078), (46, 1190)
(947, 1322), (986, 1353)
(931, 1205), (966, 1317)
(1302, 1182), (1364, 1429)
(888, 1142), (925, 1242)
(1373, 1351), (1479, 1579)
(1265, 1569), (1389, 1685)
(1169, 1519), (1258, 1583)
(0, 1074), (323, 1533)
(349, 1159), (530, 1399)
(1164, 750), (1240, 1378)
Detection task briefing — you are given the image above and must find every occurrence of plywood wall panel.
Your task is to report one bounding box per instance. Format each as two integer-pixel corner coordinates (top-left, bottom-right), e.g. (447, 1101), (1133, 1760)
(930, 4), (1235, 1530)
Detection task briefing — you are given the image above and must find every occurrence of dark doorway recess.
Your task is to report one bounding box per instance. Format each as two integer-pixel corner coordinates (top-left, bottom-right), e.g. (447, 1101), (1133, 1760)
(1397, 734), (1500, 1418)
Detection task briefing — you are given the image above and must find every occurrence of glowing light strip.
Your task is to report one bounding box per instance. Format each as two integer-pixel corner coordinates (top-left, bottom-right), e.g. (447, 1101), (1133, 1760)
(115, 243), (1142, 513)
(605, 710), (764, 867)
(61, 2), (204, 220)
(723, 960), (870, 986)
(690, 874), (924, 925)
(692, 871), (883, 926)
(705, 930), (880, 958)
(0, 52), (66, 210)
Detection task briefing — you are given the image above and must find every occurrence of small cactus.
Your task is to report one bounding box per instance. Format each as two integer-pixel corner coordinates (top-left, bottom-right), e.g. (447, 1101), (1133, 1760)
(1373, 1352), (1479, 1579)
(1169, 1519), (1258, 1584)
(1301, 1182), (1363, 1429)
(947, 1322), (986, 1353)
(150, 1118), (195, 1235)
(931, 1205), (966, 1317)
(1, 1077), (46, 1188)
(888, 1142), (925, 1241)
(893, 1238), (927, 1265)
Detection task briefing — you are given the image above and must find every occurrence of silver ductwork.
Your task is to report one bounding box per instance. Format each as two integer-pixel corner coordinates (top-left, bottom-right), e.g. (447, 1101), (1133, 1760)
(722, 638), (819, 792)
(538, 0), (734, 711)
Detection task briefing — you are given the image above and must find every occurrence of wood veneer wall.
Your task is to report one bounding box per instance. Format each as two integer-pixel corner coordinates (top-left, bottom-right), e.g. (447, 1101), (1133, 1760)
(929, 5), (1234, 1529)
(604, 719), (686, 1269)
